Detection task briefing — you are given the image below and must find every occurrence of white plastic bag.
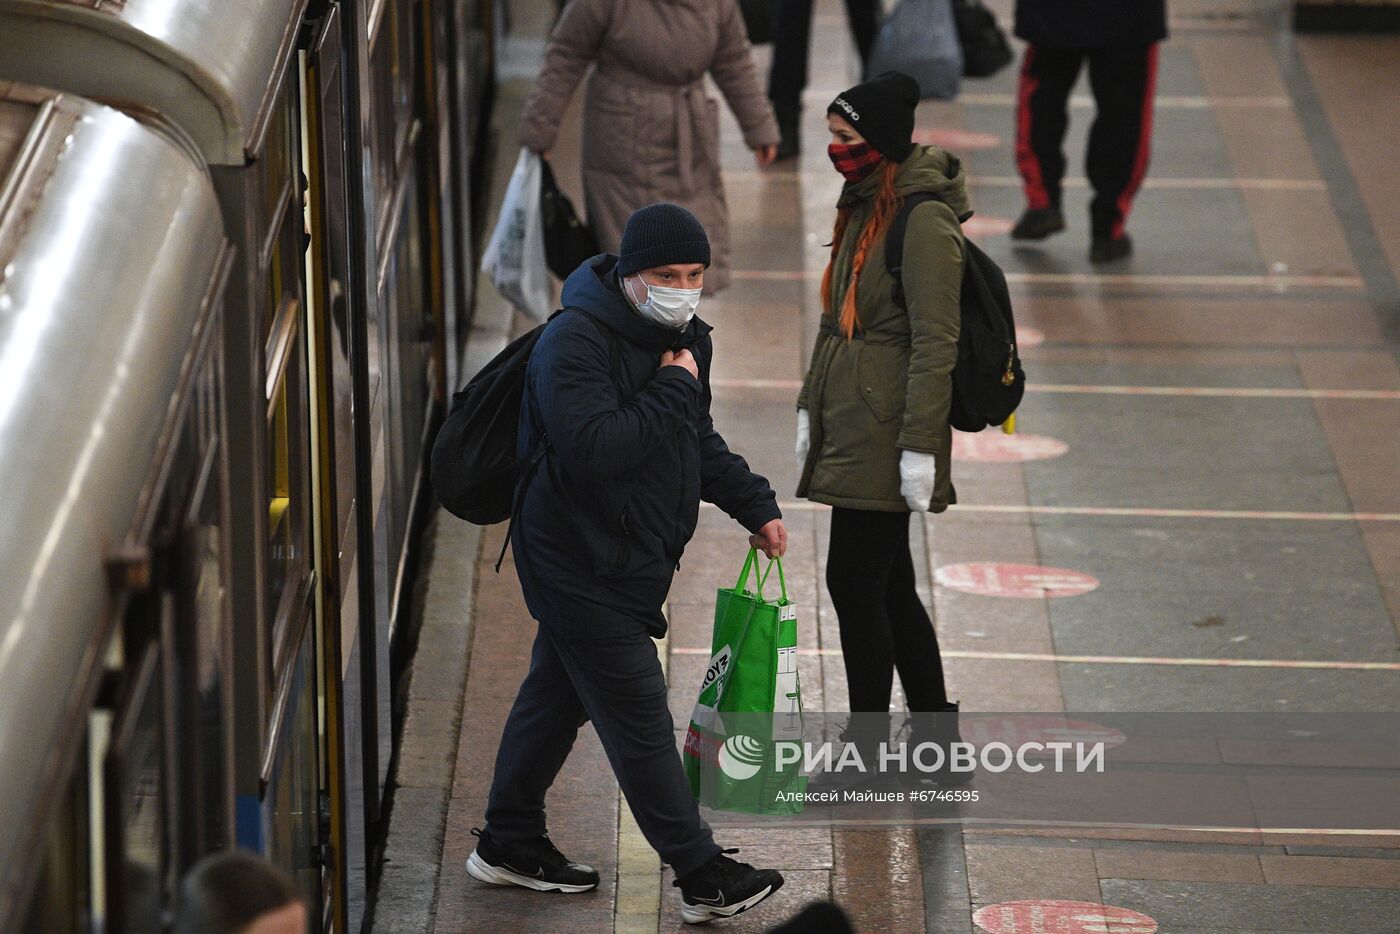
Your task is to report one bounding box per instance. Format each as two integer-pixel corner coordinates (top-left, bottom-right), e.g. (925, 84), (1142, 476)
(868, 0), (963, 101)
(481, 148), (552, 321)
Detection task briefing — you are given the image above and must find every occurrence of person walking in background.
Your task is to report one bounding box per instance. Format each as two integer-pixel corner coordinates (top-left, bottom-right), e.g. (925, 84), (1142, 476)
(795, 72), (969, 787)
(471, 204), (789, 924)
(1010, 0), (1168, 262)
(519, 0), (779, 294)
(767, 0), (879, 160)
(174, 850), (306, 934)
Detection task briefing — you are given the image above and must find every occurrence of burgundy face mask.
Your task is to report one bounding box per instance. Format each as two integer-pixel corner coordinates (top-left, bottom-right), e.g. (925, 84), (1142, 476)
(828, 141), (882, 183)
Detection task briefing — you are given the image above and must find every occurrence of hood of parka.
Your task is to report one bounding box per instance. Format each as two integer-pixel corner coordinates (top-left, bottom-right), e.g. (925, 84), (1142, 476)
(560, 253), (713, 352)
(836, 144), (971, 220)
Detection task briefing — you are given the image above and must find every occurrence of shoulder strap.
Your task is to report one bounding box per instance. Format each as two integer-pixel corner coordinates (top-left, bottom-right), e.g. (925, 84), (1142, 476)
(495, 308), (623, 573)
(885, 192), (943, 310)
(572, 308), (622, 382)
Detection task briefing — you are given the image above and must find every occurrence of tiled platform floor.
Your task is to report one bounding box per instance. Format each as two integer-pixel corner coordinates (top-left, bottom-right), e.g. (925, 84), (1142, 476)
(372, 0), (1400, 931)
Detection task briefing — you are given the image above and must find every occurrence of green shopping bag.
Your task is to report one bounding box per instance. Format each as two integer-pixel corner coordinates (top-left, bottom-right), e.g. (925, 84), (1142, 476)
(682, 549), (807, 815)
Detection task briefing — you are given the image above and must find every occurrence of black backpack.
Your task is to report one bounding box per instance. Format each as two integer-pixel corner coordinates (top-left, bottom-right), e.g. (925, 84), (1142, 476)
(951, 0), (1014, 78)
(430, 309), (615, 529)
(885, 192), (1025, 432)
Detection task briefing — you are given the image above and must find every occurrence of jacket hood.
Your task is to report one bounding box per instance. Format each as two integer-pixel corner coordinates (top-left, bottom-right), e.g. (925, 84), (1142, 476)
(561, 254), (713, 352)
(837, 145), (972, 220)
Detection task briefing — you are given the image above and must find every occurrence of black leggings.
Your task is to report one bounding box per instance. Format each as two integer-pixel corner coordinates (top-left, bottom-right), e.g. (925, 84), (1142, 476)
(826, 507), (949, 713)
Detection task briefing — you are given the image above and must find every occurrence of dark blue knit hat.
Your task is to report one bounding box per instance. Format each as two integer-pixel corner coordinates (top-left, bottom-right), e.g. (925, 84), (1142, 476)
(617, 203), (711, 277)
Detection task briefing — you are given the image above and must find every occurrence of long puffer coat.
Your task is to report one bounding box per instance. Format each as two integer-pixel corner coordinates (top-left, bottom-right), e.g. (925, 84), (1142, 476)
(797, 146), (968, 513)
(518, 0), (779, 293)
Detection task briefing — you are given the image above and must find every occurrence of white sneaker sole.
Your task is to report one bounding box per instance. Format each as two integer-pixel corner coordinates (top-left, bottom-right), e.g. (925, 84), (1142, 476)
(464, 850), (598, 894)
(680, 883), (776, 924)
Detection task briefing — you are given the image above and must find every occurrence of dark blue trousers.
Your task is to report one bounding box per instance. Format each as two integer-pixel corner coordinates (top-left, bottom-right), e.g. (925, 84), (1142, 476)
(768, 0), (880, 119)
(484, 619), (721, 879)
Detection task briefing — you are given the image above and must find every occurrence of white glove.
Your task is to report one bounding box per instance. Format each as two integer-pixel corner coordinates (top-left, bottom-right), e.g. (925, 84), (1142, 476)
(795, 409), (811, 470)
(899, 450), (937, 512)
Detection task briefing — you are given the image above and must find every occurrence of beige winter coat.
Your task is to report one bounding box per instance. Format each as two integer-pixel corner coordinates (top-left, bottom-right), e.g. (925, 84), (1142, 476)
(519, 0), (779, 293)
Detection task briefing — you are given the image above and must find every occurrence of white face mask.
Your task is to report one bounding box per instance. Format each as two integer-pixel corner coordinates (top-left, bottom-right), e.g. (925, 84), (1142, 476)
(625, 275), (701, 329)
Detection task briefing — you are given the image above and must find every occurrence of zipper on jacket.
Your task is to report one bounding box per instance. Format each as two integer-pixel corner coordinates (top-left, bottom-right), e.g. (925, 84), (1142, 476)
(670, 436), (688, 567)
(1002, 342), (1017, 386)
(617, 506), (632, 571)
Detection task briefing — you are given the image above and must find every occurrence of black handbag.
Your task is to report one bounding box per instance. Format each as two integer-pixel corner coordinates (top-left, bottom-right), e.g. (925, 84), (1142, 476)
(951, 0), (1014, 78)
(739, 0), (774, 44)
(539, 158), (599, 279)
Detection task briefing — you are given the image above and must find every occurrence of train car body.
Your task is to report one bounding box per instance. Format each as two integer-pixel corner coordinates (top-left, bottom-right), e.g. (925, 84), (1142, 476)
(0, 0), (493, 930)
(0, 85), (233, 931)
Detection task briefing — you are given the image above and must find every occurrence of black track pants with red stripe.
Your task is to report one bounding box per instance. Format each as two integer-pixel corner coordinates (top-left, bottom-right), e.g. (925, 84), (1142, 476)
(1015, 42), (1159, 240)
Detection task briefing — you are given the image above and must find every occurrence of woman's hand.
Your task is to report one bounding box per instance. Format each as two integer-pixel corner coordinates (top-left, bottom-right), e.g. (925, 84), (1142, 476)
(795, 409), (810, 470)
(754, 144), (778, 168)
(749, 518), (788, 558)
(899, 450), (937, 512)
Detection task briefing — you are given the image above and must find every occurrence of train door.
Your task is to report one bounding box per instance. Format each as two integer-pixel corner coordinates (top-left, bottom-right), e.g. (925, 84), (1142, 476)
(302, 5), (369, 929)
(243, 69), (323, 923)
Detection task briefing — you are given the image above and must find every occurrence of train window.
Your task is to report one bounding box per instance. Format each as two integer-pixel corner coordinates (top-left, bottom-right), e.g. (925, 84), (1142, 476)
(260, 93), (297, 287)
(392, 0), (417, 152)
(177, 356), (231, 856)
(387, 174), (433, 561)
(368, 28), (398, 238)
(264, 296), (309, 668)
(264, 618), (321, 916)
(103, 643), (168, 934)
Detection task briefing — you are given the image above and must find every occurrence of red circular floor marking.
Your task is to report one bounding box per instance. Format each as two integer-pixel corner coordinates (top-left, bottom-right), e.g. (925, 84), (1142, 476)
(935, 563), (1099, 599)
(962, 716), (1127, 751)
(963, 215), (1015, 238)
(1017, 326), (1046, 348)
(913, 127), (1004, 151)
(974, 901), (1157, 934)
(953, 432), (1069, 463)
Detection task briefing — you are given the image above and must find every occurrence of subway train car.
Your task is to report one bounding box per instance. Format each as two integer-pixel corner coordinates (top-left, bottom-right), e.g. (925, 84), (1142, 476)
(0, 0), (492, 931)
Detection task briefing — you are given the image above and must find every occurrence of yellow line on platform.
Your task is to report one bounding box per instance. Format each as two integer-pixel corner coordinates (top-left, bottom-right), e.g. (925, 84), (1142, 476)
(669, 646), (1400, 671)
(614, 631), (668, 933)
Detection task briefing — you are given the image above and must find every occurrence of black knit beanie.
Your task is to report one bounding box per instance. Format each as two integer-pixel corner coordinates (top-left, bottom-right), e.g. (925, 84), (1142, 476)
(827, 71), (921, 163)
(616, 203), (711, 277)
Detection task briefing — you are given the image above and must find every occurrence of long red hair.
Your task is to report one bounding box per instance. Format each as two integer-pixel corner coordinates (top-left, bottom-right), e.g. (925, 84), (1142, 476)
(821, 160), (902, 339)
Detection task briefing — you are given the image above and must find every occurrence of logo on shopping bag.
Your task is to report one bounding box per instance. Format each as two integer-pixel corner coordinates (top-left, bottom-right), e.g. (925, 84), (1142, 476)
(717, 734), (765, 780)
(698, 645), (732, 705)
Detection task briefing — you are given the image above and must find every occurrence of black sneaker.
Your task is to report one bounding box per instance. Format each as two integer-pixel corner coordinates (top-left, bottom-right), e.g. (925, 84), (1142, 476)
(1010, 207), (1066, 241)
(675, 848), (784, 924)
(465, 827), (599, 894)
(1090, 233), (1133, 263)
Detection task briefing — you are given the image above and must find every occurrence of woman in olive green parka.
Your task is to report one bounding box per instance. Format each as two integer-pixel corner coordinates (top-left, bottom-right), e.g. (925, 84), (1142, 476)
(798, 73), (969, 783)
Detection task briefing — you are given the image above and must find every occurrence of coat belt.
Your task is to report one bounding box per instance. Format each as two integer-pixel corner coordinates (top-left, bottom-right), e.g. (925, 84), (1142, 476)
(597, 69), (706, 196)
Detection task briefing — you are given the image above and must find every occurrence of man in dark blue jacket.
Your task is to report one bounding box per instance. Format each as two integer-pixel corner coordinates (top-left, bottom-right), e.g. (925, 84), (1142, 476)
(467, 204), (788, 924)
(1010, 0), (1169, 262)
